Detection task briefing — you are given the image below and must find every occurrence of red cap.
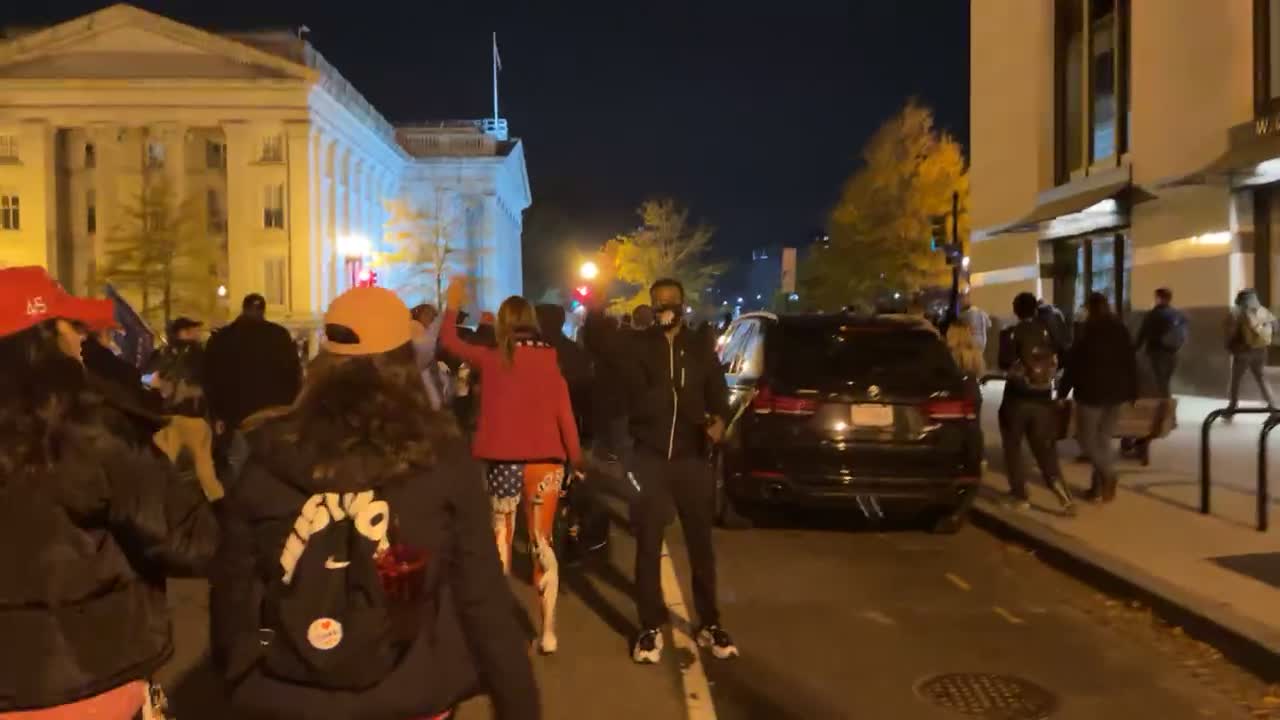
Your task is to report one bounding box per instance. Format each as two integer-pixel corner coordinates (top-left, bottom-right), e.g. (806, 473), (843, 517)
(0, 266), (116, 338)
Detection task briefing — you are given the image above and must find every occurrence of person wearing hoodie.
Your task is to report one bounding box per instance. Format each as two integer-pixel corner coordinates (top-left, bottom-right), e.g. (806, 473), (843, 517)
(440, 278), (582, 656)
(0, 266), (219, 720)
(1224, 288), (1277, 412)
(1060, 292), (1139, 503)
(210, 285), (539, 720)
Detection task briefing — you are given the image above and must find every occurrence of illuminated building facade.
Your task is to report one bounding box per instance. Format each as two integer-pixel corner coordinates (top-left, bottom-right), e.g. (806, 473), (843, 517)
(0, 4), (529, 333)
(970, 0), (1280, 395)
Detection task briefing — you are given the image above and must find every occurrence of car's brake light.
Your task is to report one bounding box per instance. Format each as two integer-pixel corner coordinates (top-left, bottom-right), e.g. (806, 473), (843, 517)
(923, 397), (976, 420)
(751, 384), (818, 415)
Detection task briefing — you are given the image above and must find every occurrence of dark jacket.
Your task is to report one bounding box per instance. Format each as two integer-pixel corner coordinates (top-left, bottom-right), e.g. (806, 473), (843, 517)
(0, 408), (219, 711)
(582, 310), (628, 425)
(1134, 304), (1187, 354)
(536, 304), (593, 423)
(616, 325), (731, 459)
(1061, 315), (1139, 406)
(210, 418), (539, 720)
(205, 316), (302, 429)
(998, 318), (1058, 401)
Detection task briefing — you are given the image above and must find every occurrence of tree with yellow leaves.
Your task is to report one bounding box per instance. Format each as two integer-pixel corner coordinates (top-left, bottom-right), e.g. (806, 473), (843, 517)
(802, 100), (968, 310)
(606, 198), (726, 310)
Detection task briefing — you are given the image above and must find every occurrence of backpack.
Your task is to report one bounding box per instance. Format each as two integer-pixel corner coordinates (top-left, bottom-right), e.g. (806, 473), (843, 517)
(1010, 322), (1058, 391)
(1159, 312), (1189, 352)
(1241, 309), (1274, 349)
(256, 490), (428, 691)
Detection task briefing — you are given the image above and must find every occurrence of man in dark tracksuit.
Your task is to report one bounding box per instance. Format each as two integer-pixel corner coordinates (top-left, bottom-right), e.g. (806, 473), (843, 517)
(616, 278), (739, 664)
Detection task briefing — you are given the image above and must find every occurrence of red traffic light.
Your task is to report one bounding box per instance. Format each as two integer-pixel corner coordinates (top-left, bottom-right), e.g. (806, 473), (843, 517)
(356, 268), (378, 287)
(574, 285), (591, 300)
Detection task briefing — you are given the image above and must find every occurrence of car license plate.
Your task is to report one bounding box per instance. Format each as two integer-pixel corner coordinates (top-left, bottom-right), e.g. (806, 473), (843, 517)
(851, 404), (893, 427)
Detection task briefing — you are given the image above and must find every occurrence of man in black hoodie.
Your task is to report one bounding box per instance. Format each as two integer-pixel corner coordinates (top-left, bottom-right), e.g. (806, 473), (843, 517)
(614, 278), (739, 665)
(998, 293), (1074, 513)
(205, 293), (302, 432)
(1061, 292), (1138, 503)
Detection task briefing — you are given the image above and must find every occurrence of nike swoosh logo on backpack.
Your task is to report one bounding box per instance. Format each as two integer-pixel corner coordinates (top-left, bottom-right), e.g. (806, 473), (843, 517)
(324, 557), (351, 570)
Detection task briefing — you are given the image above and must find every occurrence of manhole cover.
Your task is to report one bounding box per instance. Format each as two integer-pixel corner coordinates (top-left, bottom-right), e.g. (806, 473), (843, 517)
(915, 673), (1057, 720)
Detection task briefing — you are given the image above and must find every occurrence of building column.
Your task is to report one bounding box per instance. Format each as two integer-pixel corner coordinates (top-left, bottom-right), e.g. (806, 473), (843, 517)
(85, 123), (119, 292)
(220, 121), (255, 309)
(285, 120), (314, 320)
(14, 120), (58, 278)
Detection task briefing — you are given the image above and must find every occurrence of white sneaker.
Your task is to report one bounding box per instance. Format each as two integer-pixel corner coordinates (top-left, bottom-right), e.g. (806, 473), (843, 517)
(696, 625), (740, 660)
(537, 633), (558, 655)
(631, 628), (663, 664)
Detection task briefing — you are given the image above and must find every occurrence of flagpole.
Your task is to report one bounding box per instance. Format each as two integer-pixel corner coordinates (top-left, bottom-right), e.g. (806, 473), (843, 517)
(492, 32), (499, 123)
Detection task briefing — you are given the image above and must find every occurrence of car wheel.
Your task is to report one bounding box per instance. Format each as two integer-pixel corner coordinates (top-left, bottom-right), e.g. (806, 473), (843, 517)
(930, 505), (969, 534)
(714, 452), (753, 530)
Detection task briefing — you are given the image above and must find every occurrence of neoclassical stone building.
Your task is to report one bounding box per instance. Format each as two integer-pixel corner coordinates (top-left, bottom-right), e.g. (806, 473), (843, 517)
(0, 4), (530, 330)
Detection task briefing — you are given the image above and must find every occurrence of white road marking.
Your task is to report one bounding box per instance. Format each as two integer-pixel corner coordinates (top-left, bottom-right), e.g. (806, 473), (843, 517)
(861, 610), (897, 626)
(993, 606), (1026, 625)
(944, 572), (972, 591)
(660, 541), (718, 720)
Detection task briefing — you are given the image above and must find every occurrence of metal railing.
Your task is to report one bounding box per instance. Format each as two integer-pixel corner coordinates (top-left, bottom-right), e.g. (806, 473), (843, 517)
(1258, 414), (1280, 532)
(1200, 406), (1277, 530)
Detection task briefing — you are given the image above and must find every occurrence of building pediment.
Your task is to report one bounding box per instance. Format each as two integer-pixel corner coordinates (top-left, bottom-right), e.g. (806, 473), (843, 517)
(0, 4), (313, 82)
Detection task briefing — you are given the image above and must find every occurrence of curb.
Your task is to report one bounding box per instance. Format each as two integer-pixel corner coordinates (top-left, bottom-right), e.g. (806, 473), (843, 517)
(970, 496), (1280, 683)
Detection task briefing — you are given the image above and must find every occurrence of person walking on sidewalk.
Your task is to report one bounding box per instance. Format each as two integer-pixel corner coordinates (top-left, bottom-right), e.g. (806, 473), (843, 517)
(210, 285), (538, 720)
(0, 267), (218, 720)
(439, 279), (582, 656)
(613, 278), (740, 665)
(1061, 292), (1139, 503)
(1134, 288), (1187, 398)
(998, 292), (1075, 513)
(1224, 288), (1278, 412)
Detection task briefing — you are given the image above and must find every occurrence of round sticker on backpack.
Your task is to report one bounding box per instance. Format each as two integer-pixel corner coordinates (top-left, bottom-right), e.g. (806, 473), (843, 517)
(307, 617), (343, 651)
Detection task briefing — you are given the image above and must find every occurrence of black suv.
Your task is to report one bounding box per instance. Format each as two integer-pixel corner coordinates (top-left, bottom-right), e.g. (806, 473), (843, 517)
(715, 312), (982, 532)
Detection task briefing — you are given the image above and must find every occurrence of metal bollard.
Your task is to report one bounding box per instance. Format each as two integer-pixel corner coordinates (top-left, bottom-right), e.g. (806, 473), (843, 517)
(1200, 406), (1275, 517)
(1259, 414), (1280, 532)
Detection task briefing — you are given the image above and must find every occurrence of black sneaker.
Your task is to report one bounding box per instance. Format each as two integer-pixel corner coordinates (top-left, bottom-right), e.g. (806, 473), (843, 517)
(696, 624), (740, 660)
(631, 628), (663, 664)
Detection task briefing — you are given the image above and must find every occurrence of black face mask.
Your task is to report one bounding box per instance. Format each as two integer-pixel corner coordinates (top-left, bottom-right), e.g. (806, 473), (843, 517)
(655, 303), (684, 329)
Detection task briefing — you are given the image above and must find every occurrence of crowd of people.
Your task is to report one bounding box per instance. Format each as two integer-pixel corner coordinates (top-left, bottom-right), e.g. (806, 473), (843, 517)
(0, 266), (738, 720)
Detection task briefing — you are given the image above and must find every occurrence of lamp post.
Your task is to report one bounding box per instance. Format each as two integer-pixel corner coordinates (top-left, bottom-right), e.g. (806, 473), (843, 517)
(579, 260), (599, 281)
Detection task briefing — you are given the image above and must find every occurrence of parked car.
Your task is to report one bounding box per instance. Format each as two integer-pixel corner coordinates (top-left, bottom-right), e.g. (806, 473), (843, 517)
(715, 311), (982, 532)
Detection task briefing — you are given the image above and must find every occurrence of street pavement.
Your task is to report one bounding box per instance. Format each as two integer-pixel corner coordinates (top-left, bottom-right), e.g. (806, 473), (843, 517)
(159, 476), (1275, 719)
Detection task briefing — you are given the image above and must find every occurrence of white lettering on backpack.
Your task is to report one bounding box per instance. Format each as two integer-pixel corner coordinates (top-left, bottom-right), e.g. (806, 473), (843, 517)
(279, 490), (391, 584)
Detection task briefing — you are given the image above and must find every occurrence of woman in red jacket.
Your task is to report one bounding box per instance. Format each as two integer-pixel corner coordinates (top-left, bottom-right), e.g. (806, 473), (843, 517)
(440, 278), (582, 655)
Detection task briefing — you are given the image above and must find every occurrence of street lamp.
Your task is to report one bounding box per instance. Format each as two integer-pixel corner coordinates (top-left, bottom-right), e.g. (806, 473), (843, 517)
(216, 285), (228, 298)
(337, 234), (370, 258)
(579, 260), (599, 281)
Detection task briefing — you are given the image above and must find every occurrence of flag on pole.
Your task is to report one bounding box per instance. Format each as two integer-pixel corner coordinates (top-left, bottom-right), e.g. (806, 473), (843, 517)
(493, 32), (501, 72)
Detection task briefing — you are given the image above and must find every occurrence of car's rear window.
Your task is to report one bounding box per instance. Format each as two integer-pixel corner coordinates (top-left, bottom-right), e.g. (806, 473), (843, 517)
(774, 323), (959, 386)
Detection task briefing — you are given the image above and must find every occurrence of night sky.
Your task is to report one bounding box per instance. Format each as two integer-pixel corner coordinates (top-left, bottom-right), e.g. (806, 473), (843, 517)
(10, 1), (969, 297)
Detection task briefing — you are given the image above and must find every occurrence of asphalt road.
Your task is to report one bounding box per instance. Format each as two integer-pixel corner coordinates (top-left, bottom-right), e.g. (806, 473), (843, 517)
(157, 482), (1269, 720)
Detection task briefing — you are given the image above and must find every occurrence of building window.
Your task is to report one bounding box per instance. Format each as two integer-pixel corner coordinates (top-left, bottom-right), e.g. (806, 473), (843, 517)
(0, 136), (17, 162)
(344, 257), (363, 288)
(1055, 0), (1130, 181)
(0, 195), (18, 230)
(1041, 232), (1131, 321)
(207, 189), (224, 233)
(145, 140), (165, 169)
(263, 184), (285, 229)
(260, 135), (284, 163)
(206, 140), (226, 169)
(86, 190), (96, 234)
(264, 258), (287, 306)
(84, 143), (96, 169)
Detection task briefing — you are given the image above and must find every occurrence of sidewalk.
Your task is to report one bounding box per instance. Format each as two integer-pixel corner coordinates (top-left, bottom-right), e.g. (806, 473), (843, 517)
(973, 384), (1280, 679)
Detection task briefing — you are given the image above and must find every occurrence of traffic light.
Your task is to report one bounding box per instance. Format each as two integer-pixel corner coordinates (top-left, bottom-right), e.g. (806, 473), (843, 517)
(356, 268), (378, 287)
(573, 285), (591, 302)
(929, 215), (949, 252)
